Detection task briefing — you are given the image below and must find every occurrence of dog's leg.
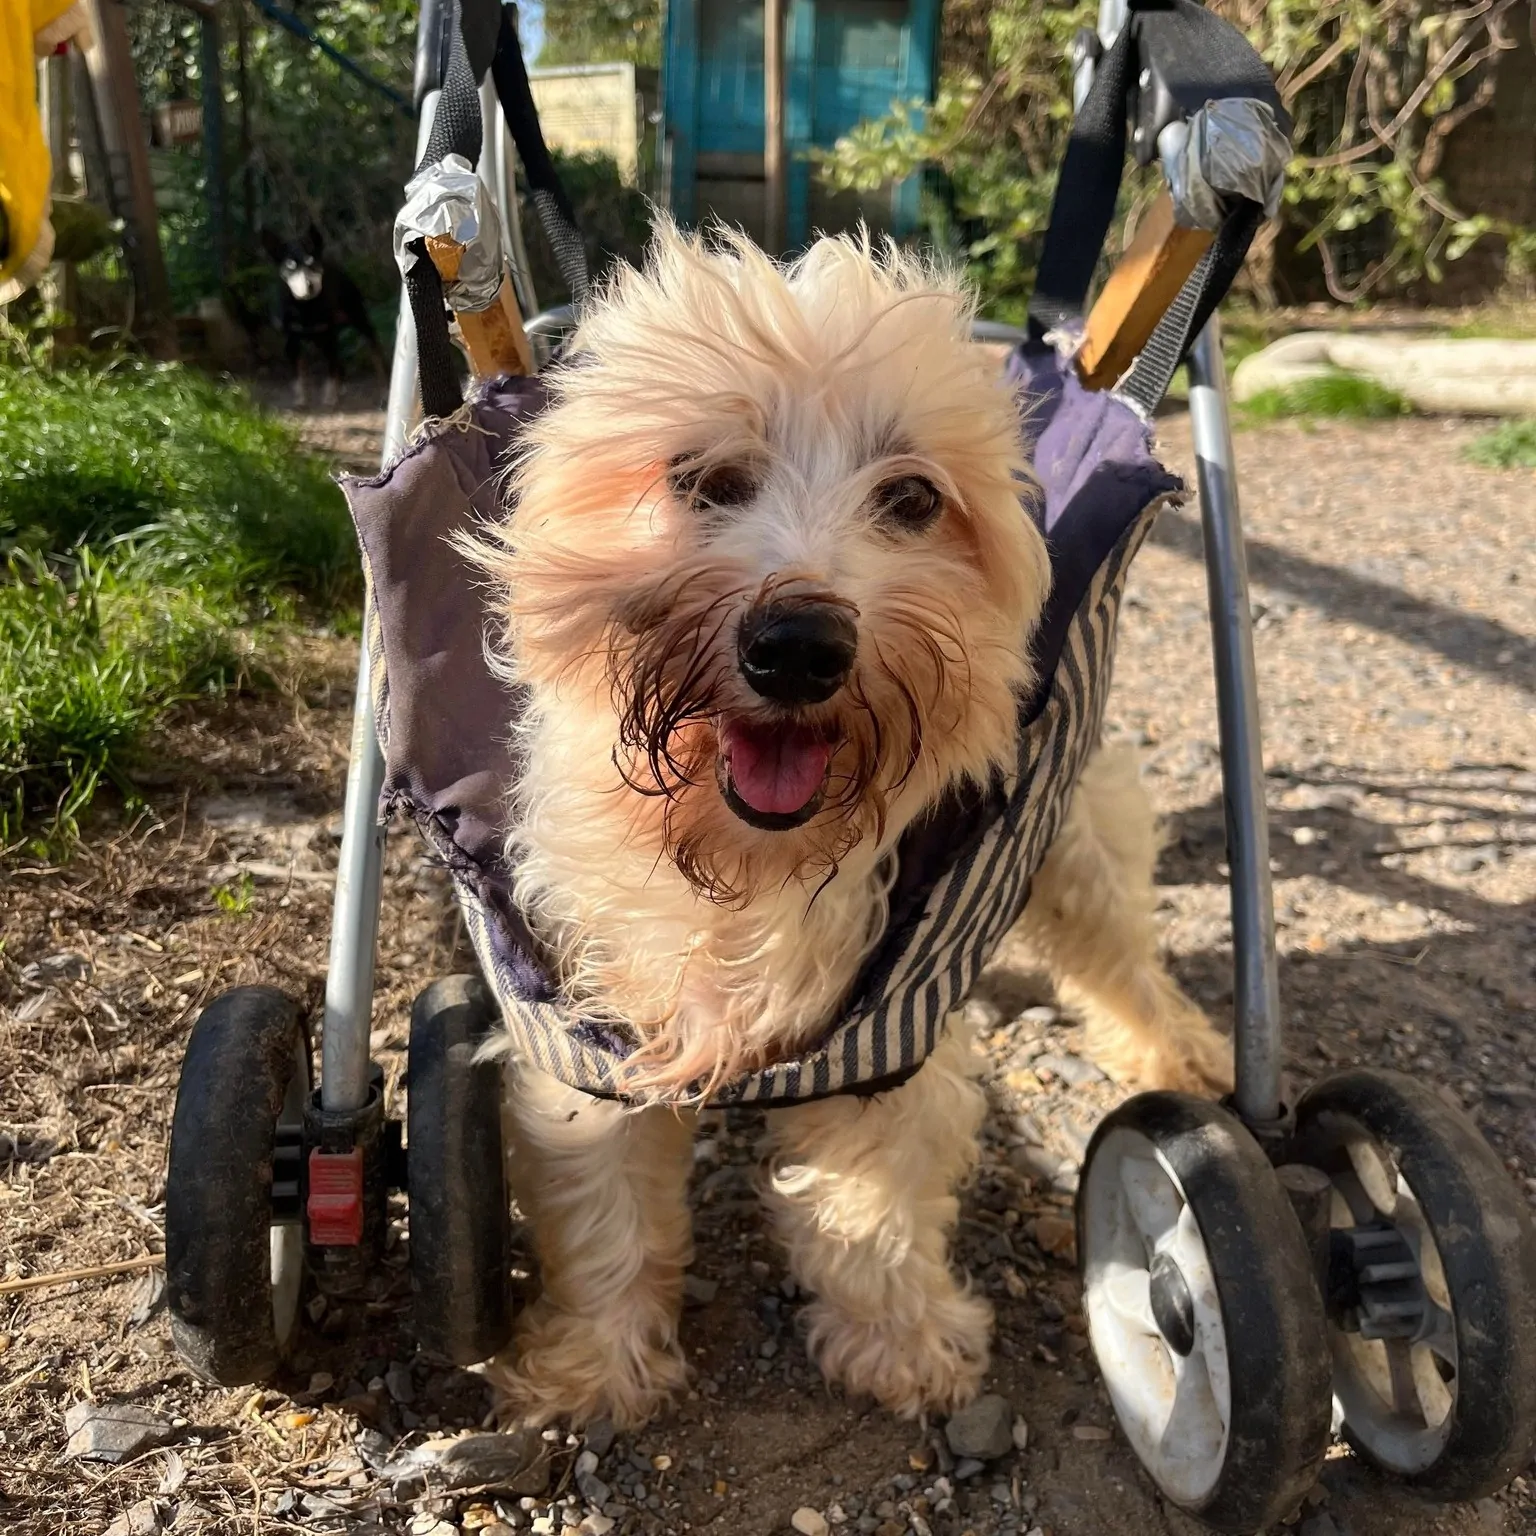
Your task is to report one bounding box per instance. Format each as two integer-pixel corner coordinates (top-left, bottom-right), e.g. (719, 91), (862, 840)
(489, 1065), (695, 1429)
(1017, 741), (1232, 1093)
(762, 1029), (992, 1418)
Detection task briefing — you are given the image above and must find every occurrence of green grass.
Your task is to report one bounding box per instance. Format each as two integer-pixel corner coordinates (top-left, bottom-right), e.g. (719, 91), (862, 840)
(1463, 418), (1536, 470)
(0, 357), (358, 845)
(1237, 370), (1415, 422)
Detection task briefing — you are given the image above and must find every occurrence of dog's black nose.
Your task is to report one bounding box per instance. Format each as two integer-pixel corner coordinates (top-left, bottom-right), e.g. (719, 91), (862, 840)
(737, 601), (857, 706)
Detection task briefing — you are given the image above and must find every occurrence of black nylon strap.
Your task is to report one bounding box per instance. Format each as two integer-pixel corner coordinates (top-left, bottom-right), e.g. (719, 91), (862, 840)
(491, 5), (590, 309)
(1028, 0), (1289, 409)
(1029, 24), (1136, 340)
(1119, 197), (1262, 413)
(405, 1), (589, 419)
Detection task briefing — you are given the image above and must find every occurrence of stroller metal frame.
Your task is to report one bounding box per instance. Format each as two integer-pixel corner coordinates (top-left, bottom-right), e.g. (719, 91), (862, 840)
(161, 5), (1536, 1528)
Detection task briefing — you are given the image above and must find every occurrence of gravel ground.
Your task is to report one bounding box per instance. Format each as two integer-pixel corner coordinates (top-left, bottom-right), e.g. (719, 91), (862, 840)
(1, 405), (1531, 1536)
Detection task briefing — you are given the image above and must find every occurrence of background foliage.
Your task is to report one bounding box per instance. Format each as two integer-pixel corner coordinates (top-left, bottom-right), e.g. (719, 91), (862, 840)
(537, 0), (661, 68)
(818, 0), (1536, 316)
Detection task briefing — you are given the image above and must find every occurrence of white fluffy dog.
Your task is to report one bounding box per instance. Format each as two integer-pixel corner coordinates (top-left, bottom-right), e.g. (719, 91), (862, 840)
(468, 222), (1230, 1430)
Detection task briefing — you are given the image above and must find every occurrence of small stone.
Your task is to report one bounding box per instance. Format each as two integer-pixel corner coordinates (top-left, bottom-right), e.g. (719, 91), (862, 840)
(990, 1482), (1012, 1505)
(307, 1371), (335, 1396)
(907, 1443), (935, 1472)
(583, 1418), (617, 1458)
(682, 1274), (719, 1305)
(103, 1499), (161, 1536)
(1475, 1498), (1504, 1534)
(462, 1506), (501, 1531)
(1009, 1144), (1066, 1185)
(1030, 1215), (1077, 1262)
(575, 1468), (611, 1507)
(580, 1516), (615, 1536)
(759, 1338), (779, 1359)
(1017, 1006), (1059, 1028)
(1010, 1416), (1029, 1451)
(1033, 1052), (1105, 1087)
(1290, 826), (1318, 846)
(954, 1458), (985, 1481)
(963, 998), (1003, 1031)
(791, 1509), (830, 1536)
(780, 1275), (798, 1299)
(713, 1480), (728, 1496)
(385, 1361), (416, 1404)
(65, 1401), (175, 1463)
(875, 1525), (904, 1536)
(1072, 1423), (1111, 1442)
(945, 1393), (1015, 1460)
(1298, 1517), (1341, 1536)
(408, 1515), (453, 1536)
(650, 1453), (672, 1472)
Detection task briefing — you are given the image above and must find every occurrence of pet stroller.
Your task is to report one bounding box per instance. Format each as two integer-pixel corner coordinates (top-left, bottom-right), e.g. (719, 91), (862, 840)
(163, 3), (1536, 1531)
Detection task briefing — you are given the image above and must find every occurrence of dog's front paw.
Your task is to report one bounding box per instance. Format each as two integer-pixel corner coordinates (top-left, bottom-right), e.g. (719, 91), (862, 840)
(804, 1287), (993, 1418)
(1132, 1021), (1235, 1097)
(488, 1299), (687, 1430)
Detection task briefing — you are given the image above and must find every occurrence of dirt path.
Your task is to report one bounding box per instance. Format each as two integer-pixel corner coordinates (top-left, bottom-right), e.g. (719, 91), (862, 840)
(1, 407), (1532, 1536)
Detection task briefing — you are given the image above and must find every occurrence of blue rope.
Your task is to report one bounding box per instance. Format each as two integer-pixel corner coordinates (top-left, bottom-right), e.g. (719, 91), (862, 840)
(248, 0), (416, 117)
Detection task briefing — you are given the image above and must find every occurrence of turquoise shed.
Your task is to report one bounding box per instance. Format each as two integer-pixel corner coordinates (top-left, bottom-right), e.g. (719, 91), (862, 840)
(661, 0), (941, 254)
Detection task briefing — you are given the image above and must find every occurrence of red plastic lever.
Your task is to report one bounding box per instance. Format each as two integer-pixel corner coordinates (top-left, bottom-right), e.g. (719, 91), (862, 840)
(307, 1148), (364, 1246)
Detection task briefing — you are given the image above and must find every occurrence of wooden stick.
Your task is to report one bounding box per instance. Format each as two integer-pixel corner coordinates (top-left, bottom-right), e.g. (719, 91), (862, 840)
(0, 1253), (162, 1296)
(1077, 190), (1214, 391)
(424, 233), (533, 379)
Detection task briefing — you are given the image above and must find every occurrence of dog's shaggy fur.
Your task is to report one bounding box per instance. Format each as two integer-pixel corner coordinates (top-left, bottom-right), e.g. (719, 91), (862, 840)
(468, 222), (1231, 1430)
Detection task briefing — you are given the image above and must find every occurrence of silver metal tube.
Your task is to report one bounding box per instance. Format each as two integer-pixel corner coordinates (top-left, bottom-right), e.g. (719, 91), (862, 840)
(1186, 317), (1283, 1124)
(320, 89), (438, 1112)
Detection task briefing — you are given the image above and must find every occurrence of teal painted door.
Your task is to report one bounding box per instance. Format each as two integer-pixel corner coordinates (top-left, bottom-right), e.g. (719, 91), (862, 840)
(664, 0), (938, 250)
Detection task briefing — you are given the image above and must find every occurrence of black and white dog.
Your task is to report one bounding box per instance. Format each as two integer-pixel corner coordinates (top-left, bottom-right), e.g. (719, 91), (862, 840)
(262, 226), (383, 407)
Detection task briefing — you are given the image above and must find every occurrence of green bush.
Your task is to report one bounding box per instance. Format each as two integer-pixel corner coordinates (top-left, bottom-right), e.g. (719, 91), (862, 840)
(0, 358), (357, 842)
(1464, 419), (1536, 470)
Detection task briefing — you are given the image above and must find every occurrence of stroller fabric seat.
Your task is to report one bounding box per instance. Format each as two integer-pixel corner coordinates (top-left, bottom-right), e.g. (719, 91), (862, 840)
(341, 347), (1180, 1106)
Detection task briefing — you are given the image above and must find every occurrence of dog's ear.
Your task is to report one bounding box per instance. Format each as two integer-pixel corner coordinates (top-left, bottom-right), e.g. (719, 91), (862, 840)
(260, 229), (284, 261)
(305, 222), (325, 258)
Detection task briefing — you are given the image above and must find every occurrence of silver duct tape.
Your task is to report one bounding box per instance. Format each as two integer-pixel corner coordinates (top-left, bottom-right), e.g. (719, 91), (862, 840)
(393, 152), (506, 312)
(1164, 98), (1289, 231)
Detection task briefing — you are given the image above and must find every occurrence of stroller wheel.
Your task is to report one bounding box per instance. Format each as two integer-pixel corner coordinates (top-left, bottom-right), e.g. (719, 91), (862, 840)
(165, 986), (310, 1385)
(1292, 1069), (1536, 1500)
(1077, 1093), (1330, 1533)
(407, 974), (512, 1365)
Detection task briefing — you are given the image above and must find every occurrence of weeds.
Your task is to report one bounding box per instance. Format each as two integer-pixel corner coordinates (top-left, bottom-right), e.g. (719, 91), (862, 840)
(0, 357), (357, 843)
(1464, 418), (1536, 470)
(1238, 371), (1415, 422)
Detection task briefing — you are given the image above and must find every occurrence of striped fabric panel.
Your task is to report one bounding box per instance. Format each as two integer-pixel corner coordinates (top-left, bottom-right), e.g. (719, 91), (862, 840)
(453, 504), (1158, 1107)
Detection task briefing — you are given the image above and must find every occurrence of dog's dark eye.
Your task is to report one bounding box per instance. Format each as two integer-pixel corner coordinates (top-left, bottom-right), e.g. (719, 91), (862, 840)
(875, 475), (942, 531)
(669, 460), (758, 509)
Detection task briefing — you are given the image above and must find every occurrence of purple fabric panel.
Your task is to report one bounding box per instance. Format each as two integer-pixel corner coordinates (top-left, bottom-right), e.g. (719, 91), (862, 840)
(340, 375), (558, 1005)
(1008, 345), (1182, 725)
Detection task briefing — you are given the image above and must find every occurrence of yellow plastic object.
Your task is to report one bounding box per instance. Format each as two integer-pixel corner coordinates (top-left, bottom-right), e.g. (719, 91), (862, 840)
(1, 0), (92, 302)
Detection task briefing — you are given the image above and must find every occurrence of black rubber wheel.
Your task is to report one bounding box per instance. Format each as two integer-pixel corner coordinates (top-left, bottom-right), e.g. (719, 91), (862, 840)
(407, 973), (511, 1365)
(165, 986), (310, 1385)
(1292, 1068), (1536, 1500)
(1077, 1093), (1331, 1533)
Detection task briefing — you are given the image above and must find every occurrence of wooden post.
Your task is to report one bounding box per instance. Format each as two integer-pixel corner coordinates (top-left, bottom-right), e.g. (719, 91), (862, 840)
(1076, 190), (1213, 391)
(763, 0), (785, 254)
(81, 0), (175, 353)
(424, 235), (534, 379)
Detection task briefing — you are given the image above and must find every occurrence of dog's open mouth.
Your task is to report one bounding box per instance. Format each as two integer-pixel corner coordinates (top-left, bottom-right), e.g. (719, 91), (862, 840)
(717, 716), (831, 830)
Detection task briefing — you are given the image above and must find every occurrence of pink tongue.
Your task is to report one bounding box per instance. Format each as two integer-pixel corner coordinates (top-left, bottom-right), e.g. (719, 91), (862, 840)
(722, 720), (831, 816)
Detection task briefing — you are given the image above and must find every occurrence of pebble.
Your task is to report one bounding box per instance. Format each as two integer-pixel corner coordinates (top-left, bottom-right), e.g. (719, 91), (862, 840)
(954, 1458), (985, 1481)
(1017, 1005), (1060, 1028)
(945, 1393), (1016, 1460)
(102, 1500), (161, 1536)
(1030, 1214), (1078, 1261)
(1033, 1052), (1105, 1087)
(1008, 1144), (1066, 1185)
(1011, 1416), (1029, 1451)
(385, 1361), (416, 1404)
(1072, 1424), (1111, 1442)
(583, 1418), (617, 1458)
(64, 1401), (175, 1463)
(791, 1509), (830, 1536)
(683, 1274), (719, 1305)
(580, 1516), (616, 1536)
